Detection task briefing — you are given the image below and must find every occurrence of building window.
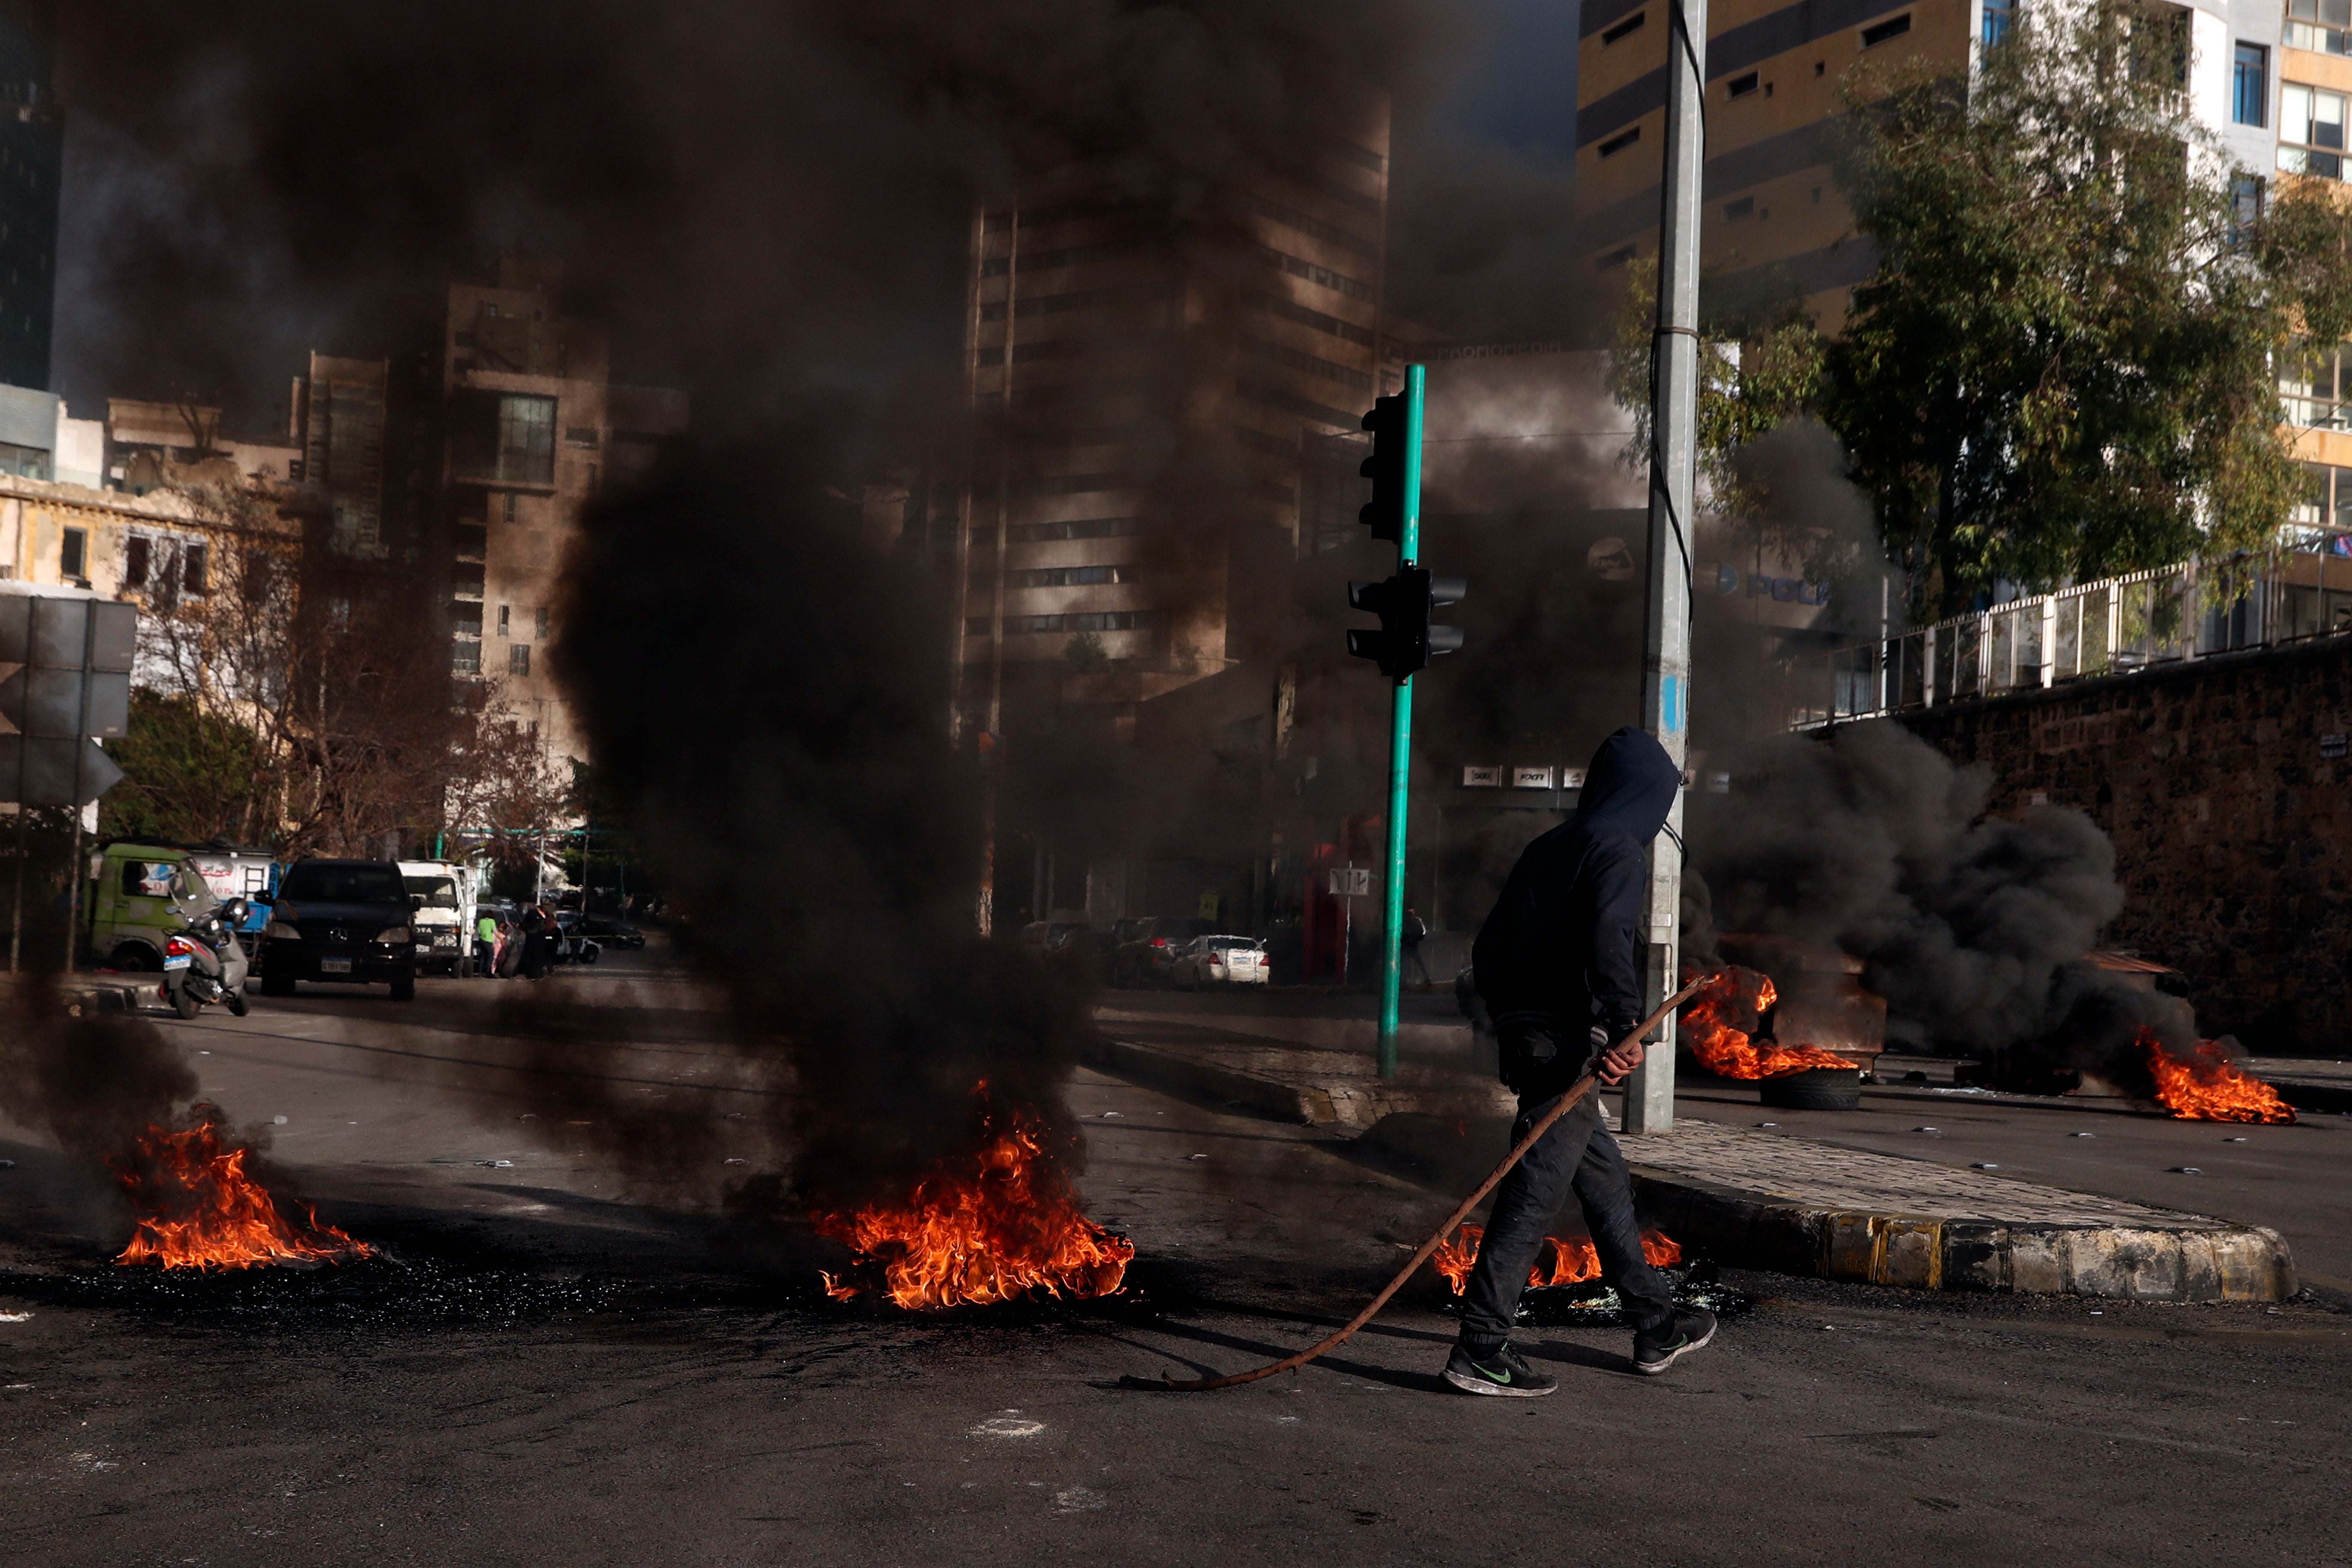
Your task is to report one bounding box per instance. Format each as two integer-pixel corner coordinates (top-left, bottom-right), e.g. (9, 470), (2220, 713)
(2286, 0), (2352, 55)
(453, 640), (481, 674)
(497, 604), (511, 637)
(0, 439), (50, 479)
(59, 526), (84, 580)
(181, 542), (207, 595)
(2236, 44), (2269, 126)
(1598, 126), (1641, 158)
(2284, 341), (2350, 429)
(534, 606), (549, 638)
(1596, 245), (1637, 270)
(495, 394), (556, 485)
(1860, 13), (1913, 48)
(2281, 84), (2347, 179)
(1007, 564), (1137, 588)
(510, 643), (531, 677)
(1601, 10), (1646, 44)
(123, 534), (150, 589)
(2231, 175), (2264, 245)
(1724, 196), (1756, 219)
(503, 491), (518, 522)
(1981, 0), (2012, 47)
(1727, 71), (1760, 99)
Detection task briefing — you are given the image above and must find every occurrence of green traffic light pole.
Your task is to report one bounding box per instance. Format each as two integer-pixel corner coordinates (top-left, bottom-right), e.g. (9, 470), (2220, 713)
(1376, 364), (1427, 1081)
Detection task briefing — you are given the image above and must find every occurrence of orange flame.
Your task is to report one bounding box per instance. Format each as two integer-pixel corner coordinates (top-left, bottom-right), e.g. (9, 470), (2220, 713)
(1680, 967), (1852, 1079)
(2141, 1031), (2295, 1124)
(1429, 1223), (1682, 1295)
(111, 1121), (372, 1271)
(812, 1087), (1134, 1310)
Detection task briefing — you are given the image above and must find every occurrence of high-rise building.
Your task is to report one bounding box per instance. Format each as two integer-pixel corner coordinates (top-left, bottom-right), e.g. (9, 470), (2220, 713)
(1575, 0), (2281, 321)
(434, 258), (686, 764)
(953, 118), (1395, 748)
(0, 0), (55, 394)
(945, 118), (1400, 931)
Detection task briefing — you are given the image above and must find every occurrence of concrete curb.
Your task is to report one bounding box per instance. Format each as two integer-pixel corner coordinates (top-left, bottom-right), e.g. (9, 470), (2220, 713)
(2268, 1079), (2352, 1116)
(1356, 1110), (2299, 1304)
(0, 974), (147, 1016)
(1081, 1035), (1513, 1129)
(1094, 1007), (1471, 1058)
(1626, 1164), (2299, 1304)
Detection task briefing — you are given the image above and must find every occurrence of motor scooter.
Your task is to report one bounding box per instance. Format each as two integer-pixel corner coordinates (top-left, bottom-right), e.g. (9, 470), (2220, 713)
(161, 895), (253, 1020)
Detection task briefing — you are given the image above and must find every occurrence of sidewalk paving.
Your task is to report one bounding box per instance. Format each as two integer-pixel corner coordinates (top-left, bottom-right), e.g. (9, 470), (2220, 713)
(1086, 1010), (2300, 1304)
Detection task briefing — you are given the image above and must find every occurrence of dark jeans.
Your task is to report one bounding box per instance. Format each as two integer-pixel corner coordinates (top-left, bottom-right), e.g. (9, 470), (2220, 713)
(1402, 941), (1430, 986)
(1458, 1029), (1676, 1349)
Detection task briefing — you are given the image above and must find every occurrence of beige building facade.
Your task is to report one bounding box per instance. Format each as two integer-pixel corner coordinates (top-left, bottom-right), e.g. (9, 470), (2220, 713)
(1577, 0), (2286, 322)
(434, 260), (686, 766)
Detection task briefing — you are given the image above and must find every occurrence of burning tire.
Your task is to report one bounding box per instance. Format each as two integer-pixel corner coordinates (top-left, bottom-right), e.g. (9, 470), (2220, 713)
(1758, 1067), (1862, 1111)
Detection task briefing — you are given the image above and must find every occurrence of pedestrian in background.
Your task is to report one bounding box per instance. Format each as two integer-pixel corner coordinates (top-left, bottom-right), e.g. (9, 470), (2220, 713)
(1401, 904), (1430, 989)
(521, 904), (553, 979)
(474, 909), (498, 978)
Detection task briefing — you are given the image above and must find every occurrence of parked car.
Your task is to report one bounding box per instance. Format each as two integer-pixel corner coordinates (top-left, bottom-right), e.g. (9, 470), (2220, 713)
(580, 914), (645, 949)
(551, 910), (603, 965)
(1018, 920), (1087, 954)
(1169, 934), (1269, 989)
(1111, 916), (1213, 986)
(259, 859), (418, 1000)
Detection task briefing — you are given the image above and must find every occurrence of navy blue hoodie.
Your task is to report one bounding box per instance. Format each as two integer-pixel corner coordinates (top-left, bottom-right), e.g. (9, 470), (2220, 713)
(1470, 727), (1681, 1035)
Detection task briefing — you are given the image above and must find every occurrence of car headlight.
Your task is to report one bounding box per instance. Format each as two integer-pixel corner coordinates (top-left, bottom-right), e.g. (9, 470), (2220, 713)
(265, 921), (300, 940)
(376, 926), (412, 944)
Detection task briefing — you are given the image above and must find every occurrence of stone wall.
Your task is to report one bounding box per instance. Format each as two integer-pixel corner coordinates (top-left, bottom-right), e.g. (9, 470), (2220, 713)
(1896, 637), (2352, 1056)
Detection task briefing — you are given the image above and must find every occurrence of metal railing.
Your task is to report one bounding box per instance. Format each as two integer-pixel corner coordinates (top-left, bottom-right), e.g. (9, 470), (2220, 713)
(1790, 542), (2352, 726)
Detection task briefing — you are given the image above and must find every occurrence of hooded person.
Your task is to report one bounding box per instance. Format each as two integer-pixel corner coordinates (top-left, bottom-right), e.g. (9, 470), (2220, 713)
(1444, 726), (1716, 1395)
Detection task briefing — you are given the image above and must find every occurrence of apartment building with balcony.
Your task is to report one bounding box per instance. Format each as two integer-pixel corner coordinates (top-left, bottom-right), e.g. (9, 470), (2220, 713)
(2278, 0), (2352, 533)
(1575, 0), (2283, 320)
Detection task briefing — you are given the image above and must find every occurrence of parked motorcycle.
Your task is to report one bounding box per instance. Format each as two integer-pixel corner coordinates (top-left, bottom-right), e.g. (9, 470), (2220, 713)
(161, 895), (254, 1020)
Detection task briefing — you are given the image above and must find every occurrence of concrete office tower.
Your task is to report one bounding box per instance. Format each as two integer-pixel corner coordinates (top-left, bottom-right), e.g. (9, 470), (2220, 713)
(953, 110), (1394, 752)
(0, 0), (55, 394)
(433, 258), (685, 766)
(1575, 0), (2282, 322)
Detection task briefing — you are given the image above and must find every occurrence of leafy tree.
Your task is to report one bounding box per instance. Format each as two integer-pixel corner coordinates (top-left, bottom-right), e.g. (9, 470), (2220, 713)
(1824, 0), (2352, 616)
(1605, 251), (1825, 526)
(98, 690), (266, 845)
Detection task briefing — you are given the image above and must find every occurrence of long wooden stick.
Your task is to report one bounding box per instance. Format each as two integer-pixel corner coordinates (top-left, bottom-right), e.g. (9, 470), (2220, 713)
(1126, 976), (1710, 1392)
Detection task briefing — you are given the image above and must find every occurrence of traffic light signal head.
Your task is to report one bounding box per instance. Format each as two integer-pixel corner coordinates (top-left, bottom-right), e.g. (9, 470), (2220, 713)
(1346, 566), (1467, 681)
(1359, 395), (1406, 543)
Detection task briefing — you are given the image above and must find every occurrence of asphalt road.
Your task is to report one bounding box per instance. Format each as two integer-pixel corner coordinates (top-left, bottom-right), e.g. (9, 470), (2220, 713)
(1, 967), (2346, 1568)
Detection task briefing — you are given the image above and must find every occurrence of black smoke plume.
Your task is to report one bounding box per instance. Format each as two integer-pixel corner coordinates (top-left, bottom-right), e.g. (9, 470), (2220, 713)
(0, 978), (328, 1250)
(1690, 720), (2198, 1087)
(552, 447), (1095, 1217)
(0, 980), (197, 1167)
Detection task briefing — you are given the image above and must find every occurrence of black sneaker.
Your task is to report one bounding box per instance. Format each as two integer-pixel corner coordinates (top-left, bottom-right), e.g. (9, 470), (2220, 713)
(1441, 1342), (1559, 1398)
(1632, 1308), (1717, 1375)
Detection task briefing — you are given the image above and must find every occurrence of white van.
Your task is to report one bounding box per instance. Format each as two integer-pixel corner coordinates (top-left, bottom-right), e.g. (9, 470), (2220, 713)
(396, 861), (481, 975)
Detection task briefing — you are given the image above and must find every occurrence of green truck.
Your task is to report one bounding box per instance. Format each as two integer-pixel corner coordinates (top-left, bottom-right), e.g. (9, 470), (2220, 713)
(87, 841), (278, 971)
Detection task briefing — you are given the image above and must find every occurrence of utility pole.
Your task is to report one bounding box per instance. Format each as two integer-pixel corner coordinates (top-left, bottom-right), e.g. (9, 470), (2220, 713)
(1624, 0), (1708, 1136)
(975, 201), (1021, 939)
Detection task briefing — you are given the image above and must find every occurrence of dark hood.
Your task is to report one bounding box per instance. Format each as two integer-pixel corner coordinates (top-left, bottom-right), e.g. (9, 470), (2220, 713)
(1577, 727), (1680, 845)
